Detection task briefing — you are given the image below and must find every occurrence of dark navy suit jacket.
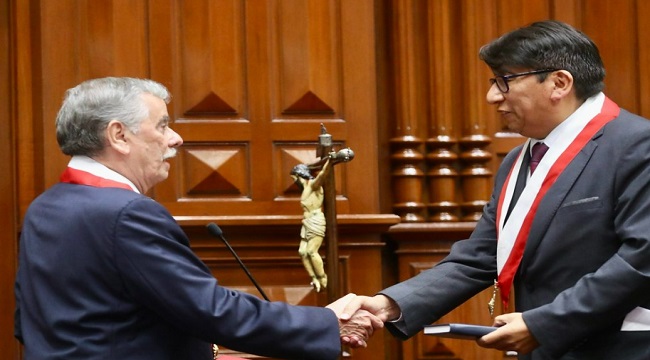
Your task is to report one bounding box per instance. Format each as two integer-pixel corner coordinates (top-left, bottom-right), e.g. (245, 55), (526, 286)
(15, 184), (340, 359)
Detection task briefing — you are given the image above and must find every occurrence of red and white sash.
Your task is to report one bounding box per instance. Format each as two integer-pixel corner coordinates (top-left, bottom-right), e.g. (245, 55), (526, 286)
(495, 95), (620, 307)
(60, 156), (138, 192)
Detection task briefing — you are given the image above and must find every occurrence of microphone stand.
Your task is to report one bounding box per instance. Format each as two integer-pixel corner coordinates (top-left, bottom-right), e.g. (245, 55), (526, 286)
(206, 223), (270, 301)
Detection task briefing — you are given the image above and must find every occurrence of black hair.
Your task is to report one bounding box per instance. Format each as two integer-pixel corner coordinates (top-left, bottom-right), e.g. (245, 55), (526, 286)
(479, 20), (605, 100)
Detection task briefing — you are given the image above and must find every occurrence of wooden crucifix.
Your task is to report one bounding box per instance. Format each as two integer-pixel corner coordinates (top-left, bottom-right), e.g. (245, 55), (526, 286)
(290, 124), (354, 303)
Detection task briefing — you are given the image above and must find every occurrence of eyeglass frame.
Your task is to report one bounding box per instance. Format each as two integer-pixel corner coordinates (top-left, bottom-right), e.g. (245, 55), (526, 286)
(489, 69), (560, 93)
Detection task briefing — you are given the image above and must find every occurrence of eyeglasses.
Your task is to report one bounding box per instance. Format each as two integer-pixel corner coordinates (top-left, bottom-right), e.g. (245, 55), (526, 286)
(489, 69), (559, 93)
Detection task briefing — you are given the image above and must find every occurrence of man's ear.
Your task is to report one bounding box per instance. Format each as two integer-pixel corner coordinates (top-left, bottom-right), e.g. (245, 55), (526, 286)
(550, 70), (574, 100)
(105, 120), (130, 155)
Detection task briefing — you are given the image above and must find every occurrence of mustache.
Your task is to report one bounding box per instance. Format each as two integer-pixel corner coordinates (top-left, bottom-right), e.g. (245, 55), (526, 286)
(163, 148), (177, 160)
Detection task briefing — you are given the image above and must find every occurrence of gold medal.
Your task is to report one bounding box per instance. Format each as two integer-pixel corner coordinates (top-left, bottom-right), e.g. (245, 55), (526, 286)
(488, 280), (498, 317)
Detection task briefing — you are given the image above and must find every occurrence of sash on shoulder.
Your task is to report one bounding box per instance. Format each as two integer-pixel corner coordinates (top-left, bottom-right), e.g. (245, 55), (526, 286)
(60, 167), (134, 191)
(495, 96), (620, 307)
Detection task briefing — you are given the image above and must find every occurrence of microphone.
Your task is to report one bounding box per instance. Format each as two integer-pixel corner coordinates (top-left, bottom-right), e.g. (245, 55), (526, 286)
(206, 223), (270, 301)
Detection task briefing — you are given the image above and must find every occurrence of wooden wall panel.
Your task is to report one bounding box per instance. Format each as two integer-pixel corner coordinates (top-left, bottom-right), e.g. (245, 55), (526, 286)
(1, 1), (20, 358)
(456, 0), (498, 221)
(80, 1), (149, 76)
(388, 0), (427, 222)
(337, 0), (382, 214)
(15, 0), (40, 221)
(582, 1), (639, 112)
(151, 0), (380, 218)
(495, 0), (551, 33)
(639, 0), (650, 116)
(175, 1), (244, 117)
(28, 0), (152, 212)
(276, 0), (340, 115)
(424, 0), (460, 222)
(21, 0), (383, 218)
(389, 224), (509, 360)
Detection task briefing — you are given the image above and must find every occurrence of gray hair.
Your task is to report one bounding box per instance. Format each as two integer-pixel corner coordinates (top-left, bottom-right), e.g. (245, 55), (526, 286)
(55, 77), (171, 156)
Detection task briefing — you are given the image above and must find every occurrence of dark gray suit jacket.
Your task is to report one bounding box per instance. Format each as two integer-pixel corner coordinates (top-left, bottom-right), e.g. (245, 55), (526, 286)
(382, 108), (650, 359)
(15, 184), (341, 360)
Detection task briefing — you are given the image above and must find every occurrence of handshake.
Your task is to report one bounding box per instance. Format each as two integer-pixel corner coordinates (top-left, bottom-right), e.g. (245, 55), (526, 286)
(326, 293), (400, 348)
(328, 294), (539, 355)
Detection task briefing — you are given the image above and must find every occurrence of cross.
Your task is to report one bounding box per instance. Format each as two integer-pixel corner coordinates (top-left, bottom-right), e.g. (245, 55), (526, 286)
(306, 124), (354, 302)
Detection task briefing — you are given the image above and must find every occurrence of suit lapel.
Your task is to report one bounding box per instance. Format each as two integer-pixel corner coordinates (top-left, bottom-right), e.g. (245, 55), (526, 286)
(519, 136), (601, 271)
(505, 149), (531, 223)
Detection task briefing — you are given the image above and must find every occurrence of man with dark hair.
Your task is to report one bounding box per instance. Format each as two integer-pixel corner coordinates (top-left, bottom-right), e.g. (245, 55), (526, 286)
(340, 20), (650, 359)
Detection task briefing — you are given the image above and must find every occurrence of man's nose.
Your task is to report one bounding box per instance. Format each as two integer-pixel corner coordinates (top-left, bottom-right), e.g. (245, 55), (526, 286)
(486, 83), (504, 104)
(168, 127), (183, 147)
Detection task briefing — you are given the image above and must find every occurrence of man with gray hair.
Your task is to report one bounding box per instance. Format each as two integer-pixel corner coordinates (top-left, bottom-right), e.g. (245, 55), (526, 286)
(15, 77), (381, 359)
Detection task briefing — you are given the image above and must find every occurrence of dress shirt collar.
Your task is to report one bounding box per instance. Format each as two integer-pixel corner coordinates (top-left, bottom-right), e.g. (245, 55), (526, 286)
(67, 155), (140, 193)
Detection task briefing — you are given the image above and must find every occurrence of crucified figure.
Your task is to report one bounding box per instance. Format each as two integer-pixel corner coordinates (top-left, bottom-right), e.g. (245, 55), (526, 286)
(290, 158), (332, 292)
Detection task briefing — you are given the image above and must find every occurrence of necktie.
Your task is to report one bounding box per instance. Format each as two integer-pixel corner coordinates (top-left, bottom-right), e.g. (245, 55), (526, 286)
(530, 142), (549, 174)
